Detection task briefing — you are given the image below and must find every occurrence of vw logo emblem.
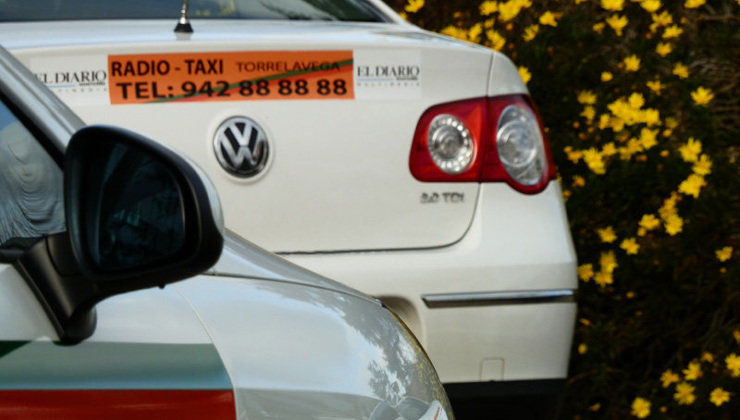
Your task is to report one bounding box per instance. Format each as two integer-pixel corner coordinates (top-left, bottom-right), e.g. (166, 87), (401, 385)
(213, 116), (269, 178)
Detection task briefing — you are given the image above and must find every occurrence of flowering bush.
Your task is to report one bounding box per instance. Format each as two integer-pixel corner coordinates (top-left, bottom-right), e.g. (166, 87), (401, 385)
(384, 0), (739, 417)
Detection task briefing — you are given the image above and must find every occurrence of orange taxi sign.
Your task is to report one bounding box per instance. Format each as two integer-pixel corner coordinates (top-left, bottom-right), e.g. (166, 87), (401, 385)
(108, 50), (354, 104)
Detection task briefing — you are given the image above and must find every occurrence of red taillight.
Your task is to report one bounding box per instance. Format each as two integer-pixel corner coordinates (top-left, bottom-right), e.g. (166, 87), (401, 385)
(409, 95), (556, 194)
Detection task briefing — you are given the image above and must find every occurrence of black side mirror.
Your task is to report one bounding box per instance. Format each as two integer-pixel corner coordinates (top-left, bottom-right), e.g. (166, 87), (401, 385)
(15, 125), (223, 343)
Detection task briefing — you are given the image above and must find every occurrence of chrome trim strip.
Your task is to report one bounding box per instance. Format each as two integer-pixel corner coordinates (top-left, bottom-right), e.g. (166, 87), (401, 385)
(422, 289), (575, 308)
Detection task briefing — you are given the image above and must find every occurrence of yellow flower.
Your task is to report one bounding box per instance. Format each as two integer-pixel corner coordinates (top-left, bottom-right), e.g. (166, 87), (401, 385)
(572, 175), (586, 188)
(578, 343), (588, 354)
(679, 137), (702, 162)
(628, 92), (645, 109)
(611, 118), (626, 133)
(539, 11), (559, 27)
(589, 403), (601, 412)
(486, 29), (506, 51)
(468, 23), (484, 43)
(578, 263), (594, 281)
(601, 71), (613, 82)
(631, 397), (651, 419)
(601, 0), (625, 11)
(498, 0), (524, 21)
(577, 90), (597, 105)
(701, 352), (714, 363)
(404, 0), (425, 13)
(581, 106), (596, 121)
(641, 0), (662, 12)
(674, 382), (696, 405)
(691, 86), (714, 105)
(659, 193), (679, 219)
(664, 214), (683, 235)
(656, 42), (673, 56)
(692, 154), (712, 175)
(684, 0), (706, 8)
(518, 66), (531, 84)
(662, 24), (683, 39)
(716, 246), (733, 262)
(678, 174), (706, 198)
(523, 24), (539, 41)
(594, 271), (613, 287)
(623, 55), (640, 72)
(644, 108), (661, 126)
(583, 148), (606, 174)
(651, 11), (673, 32)
(479, 0), (499, 16)
(727, 353), (740, 377)
(565, 147), (583, 163)
(608, 97), (642, 126)
(639, 214), (661, 232)
(593, 22), (606, 34)
(602, 142), (617, 157)
(709, 388), (730, 407)
(640, 128), (659, 149)
(661, 369), (680, 388)
(646, 79), (664, 95)
(597, 226), (617, 243)
(441, 25), (469, 41)
(620, 238), (640, 255)
(606, 14), (628, 36)
(600, 250), (618, 273)
(673, 62), (689, 78)
(682, 361), (702, 380)
(626, 138), (644, 157)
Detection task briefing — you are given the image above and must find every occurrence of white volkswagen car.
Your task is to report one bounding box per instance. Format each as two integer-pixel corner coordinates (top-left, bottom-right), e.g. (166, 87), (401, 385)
(0, 45), (451, 419)
(0, 0), (577, 414)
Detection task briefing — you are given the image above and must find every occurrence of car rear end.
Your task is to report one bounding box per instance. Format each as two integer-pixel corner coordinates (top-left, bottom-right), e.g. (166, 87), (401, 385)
(0, 0), (577, 414)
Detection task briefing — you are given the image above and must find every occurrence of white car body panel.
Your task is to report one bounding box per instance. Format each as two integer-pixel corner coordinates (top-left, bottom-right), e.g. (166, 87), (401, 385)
(0, 4), (577, 395)
(175, 275), (447, 419)
(1, 260), (450, 417)
(289, 182), (578, 382)
(5, 21), (489, 252)
(0, 42), (453, 418)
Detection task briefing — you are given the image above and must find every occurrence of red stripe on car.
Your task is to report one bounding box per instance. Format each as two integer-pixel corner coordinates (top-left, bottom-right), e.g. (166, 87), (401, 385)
(0, 390), (235, 419)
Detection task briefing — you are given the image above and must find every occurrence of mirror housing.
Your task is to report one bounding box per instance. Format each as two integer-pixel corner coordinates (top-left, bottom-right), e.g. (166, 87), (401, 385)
(16, 125), (224, 343)
(65, 125), (224, 291)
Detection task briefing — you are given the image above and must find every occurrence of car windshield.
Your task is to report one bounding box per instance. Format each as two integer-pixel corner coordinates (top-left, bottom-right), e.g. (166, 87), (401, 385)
(0, 0), (385, 22)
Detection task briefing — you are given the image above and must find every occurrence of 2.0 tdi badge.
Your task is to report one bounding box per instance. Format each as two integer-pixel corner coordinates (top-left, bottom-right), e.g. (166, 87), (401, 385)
(213, 116), (269, 178)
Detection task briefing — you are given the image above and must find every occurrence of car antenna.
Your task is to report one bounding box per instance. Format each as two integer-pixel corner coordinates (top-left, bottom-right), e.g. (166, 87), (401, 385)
(174, 0), (193, 33)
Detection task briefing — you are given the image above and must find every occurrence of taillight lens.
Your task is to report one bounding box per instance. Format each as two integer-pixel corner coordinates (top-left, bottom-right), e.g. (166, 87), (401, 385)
(427, 114), (475, 175)
(409, 94), (555, 194)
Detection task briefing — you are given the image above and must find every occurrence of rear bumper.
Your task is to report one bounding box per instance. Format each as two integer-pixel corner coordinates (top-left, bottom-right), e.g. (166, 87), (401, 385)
(283, 181), (577, 385)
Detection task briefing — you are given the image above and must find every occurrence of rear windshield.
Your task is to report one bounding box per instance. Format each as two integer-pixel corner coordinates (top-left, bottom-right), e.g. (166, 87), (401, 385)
(0, 0), (385, 22)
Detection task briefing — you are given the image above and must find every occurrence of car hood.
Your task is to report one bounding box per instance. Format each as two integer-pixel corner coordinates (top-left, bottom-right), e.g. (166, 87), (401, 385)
(206, 231), (374, 303)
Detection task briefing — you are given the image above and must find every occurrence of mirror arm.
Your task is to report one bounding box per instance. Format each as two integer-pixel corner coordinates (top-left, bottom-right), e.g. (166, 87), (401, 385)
(13, 232), (97, 344)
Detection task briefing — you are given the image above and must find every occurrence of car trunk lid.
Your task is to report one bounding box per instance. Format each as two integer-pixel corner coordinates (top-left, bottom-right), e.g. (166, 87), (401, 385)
(3, 20), (490, 252)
